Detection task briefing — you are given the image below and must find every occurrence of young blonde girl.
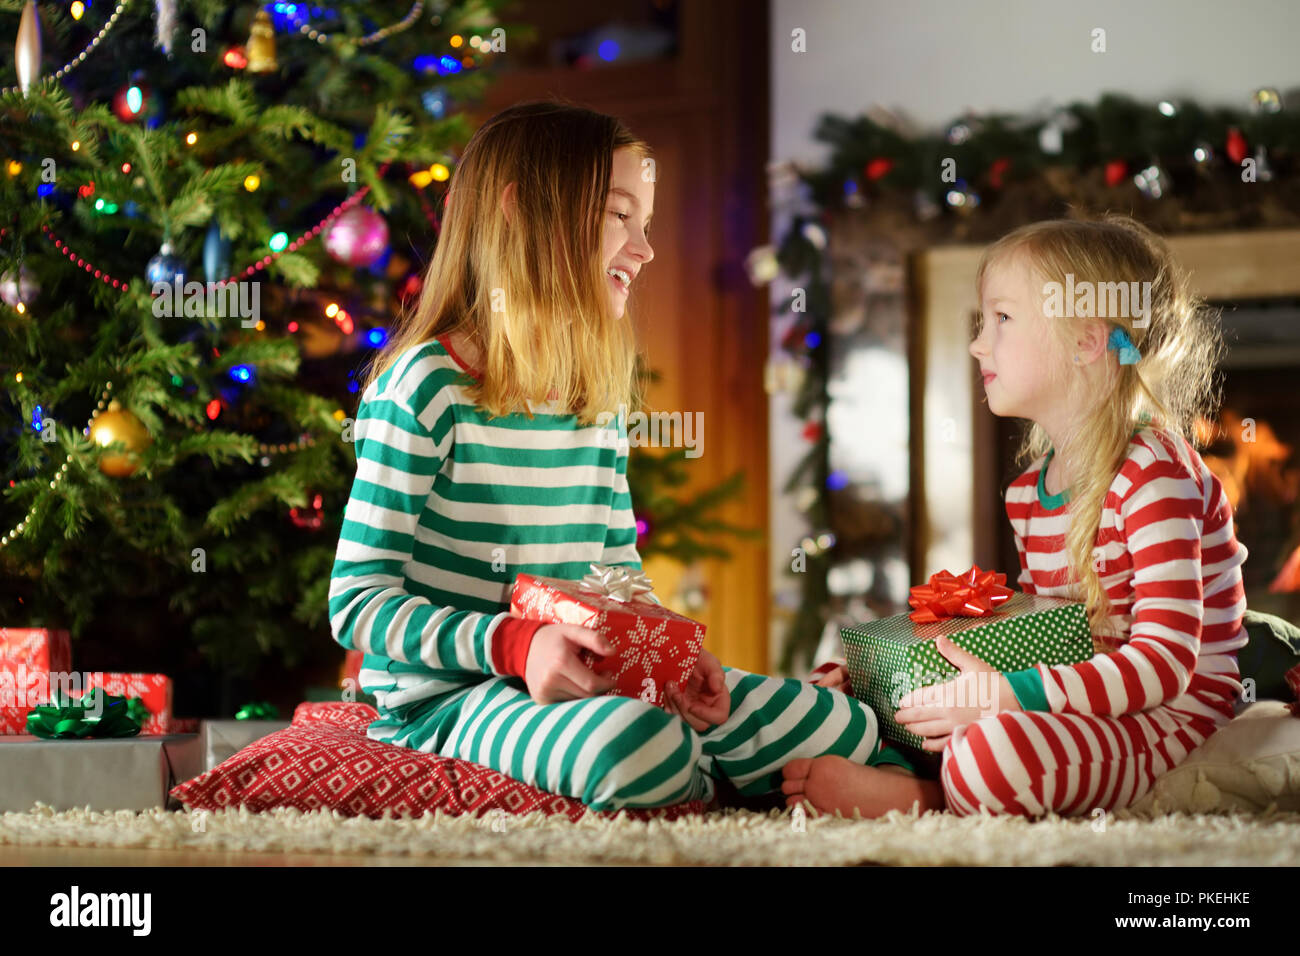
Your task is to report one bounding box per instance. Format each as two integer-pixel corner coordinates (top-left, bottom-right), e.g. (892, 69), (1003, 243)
(327, 100), (925, 814)
(785, 214), (1248, 818)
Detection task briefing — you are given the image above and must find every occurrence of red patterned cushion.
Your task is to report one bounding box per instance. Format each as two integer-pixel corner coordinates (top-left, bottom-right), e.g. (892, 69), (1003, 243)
(170, 701), (713, 821)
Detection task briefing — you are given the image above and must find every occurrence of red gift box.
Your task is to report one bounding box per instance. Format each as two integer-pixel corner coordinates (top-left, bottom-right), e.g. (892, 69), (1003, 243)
(77, 672), (175, 735)
(509, 565), (706, 709)
(0, 628), (72, 734)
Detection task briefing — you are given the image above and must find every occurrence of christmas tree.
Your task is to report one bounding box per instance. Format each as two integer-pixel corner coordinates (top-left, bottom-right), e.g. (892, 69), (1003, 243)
(1, 1), (752, 709)
(0, 0), (514, 703)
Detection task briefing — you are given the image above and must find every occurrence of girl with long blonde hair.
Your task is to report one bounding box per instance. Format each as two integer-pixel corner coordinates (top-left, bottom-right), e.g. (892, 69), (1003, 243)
(787, 214), (1249, 819)
(330, 101), (933, 814)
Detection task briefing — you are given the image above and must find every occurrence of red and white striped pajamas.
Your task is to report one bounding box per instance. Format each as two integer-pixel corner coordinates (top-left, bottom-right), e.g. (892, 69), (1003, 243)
(940, 427), (1249, 817)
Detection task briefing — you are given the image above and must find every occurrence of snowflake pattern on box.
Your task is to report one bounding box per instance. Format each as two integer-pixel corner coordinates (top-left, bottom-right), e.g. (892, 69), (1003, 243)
(0, 629), (73, 734)
(510, 572), (706, 708)
(80, 672), (174, 735)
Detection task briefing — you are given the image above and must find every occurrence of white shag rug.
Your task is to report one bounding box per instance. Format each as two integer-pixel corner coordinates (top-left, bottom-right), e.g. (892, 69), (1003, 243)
(4, 802), (1300, 866)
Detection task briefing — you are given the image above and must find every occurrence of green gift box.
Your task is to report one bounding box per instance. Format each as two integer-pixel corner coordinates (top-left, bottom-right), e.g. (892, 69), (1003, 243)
(840, 592), (1094, 757)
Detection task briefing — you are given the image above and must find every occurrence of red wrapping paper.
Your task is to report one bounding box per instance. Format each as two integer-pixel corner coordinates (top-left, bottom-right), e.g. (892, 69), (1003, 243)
(509, 572), (706, 709)
(907, 565), (1013, 624)
(77, 672), (175, 735)
(0, 628), (72, 734)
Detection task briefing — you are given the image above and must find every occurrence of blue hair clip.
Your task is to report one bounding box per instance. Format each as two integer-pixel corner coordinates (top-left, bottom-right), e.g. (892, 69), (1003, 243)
(1107, 326), (1141, 365)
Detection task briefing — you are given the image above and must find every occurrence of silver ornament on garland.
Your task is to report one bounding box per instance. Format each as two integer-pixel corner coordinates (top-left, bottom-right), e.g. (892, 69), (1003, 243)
(1038, 110), (1079, 155)
(15, 0), (41, 96)
(945, 178), (980, 213)
(946, 113), (984, 145)
(1253, 146), (1274, 182)
(146, 242), (187, 284)
(1, 266), (39, 308)
(913, 189), (941, 221)
(1250, 87), (1283, 114)
(1133, 163), (1167, 199)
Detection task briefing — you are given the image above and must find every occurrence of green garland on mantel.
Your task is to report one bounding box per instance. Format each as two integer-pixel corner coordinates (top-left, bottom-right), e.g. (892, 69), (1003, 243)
(757, 88), (1297, 673)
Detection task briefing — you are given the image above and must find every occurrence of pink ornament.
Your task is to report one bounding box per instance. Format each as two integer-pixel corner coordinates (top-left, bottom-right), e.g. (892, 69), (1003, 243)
(324, 205), (389, 267)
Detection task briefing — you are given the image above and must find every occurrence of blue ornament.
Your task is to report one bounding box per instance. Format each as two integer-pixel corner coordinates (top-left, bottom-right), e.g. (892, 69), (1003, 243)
(146, 242), (186, 285)
(421, 88), (448, 118)
(203, 220), (231, 283)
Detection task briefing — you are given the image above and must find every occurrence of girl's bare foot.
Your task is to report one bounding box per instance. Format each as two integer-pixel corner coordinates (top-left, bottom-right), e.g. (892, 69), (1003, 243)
(781, 755), (946, 818)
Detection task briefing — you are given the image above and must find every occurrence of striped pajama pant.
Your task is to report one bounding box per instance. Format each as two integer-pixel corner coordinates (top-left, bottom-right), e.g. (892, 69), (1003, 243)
(365, 665), (902, 811)
(938, 701), (1229, 817)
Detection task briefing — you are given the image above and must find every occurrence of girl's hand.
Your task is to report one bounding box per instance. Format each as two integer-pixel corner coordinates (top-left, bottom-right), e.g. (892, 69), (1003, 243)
(665, 649), (729, 732)
(894, 636), (1019, 752)
(523, 624), (618, 705)
(812, 661), (852, 694)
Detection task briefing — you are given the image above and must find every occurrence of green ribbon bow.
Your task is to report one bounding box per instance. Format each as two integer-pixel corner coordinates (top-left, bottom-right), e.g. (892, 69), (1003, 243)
(25, 689), (150, 739)
(235, 700), (279, 720)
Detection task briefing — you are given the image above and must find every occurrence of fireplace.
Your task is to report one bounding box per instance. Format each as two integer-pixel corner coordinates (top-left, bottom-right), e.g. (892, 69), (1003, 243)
(913, 228), (1300, 625)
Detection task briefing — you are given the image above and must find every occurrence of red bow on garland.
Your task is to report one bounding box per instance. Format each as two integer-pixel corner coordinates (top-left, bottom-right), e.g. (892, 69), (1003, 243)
(908, 565), (1014, 623)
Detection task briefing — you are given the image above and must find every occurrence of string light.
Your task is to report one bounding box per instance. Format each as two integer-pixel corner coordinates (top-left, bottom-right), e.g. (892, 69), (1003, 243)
(2, 384), (111, 548)
(6, 160), (21, 176)
(243, 174), (260, 192)
(1, 0), (132, 97)
(185, 131), (198, 146)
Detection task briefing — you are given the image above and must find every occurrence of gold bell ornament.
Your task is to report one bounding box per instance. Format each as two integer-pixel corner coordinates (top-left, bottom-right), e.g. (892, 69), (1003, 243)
(89, 400), (153, 477)
(245, 10), (278, 73)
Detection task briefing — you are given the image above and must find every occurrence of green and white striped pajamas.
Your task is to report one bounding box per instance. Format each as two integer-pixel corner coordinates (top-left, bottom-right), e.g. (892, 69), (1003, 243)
(328, 338), (907, 812)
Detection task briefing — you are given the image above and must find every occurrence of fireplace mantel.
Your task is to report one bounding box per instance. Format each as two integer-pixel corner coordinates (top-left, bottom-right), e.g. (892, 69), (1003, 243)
(910, 227), (1300, 581)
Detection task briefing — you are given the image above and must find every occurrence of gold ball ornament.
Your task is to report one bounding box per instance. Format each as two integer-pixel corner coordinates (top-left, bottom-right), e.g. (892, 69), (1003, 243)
(245, 10), (279, 73)
(89, 399), (152, 477)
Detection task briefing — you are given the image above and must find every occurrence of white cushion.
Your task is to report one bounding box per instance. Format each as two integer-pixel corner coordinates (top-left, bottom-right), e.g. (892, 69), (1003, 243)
(1128, 700), (1300, 815)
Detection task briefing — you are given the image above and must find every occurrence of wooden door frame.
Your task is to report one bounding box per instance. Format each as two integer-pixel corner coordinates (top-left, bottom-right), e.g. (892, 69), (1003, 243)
(473, 1), (773, 672)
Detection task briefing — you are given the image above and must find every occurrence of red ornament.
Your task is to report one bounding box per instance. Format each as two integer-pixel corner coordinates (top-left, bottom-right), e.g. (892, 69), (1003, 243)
(987, 157), (1012, 189)
(802, 421), (823, 442)
(1225, 127), (1248, 165)
(781, 318), (811, 352)
(398, 273), (423, 303)
(1104, 160), (1127, 188)
(864, 157), (894, 181)
(907, 565), (1014, 624)
(290, 492), (324, 530)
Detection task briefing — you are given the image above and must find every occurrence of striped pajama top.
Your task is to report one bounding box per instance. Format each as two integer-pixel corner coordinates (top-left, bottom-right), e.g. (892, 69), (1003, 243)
(1001, 426), (1249, 729)
(327, 336), (644, 724)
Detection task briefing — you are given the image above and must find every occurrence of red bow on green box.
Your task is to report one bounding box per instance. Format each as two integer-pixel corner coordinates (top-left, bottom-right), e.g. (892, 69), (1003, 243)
(907, 565), (1014, 623)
